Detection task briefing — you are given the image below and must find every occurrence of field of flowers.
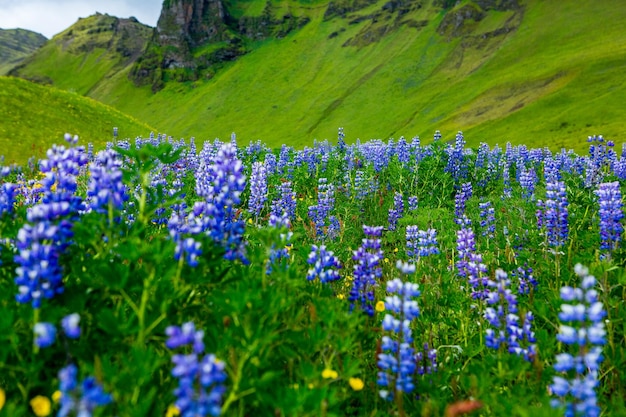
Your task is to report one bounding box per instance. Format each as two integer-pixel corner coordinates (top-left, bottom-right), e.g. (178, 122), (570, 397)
(0, 129), (625, 417)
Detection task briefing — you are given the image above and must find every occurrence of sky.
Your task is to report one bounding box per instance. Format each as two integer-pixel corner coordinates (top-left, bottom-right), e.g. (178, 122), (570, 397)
(0, 0), (163, 39)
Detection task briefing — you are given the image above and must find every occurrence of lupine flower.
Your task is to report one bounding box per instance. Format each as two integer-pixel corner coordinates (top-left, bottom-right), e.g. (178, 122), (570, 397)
(34, 322), (56, 348)
(541, 179), (569, 247)
(513, 264), (537, 295)
(595, 181), (623, 254)
(388, 192), (404, 231)
(484, 269), (536, 361)
(348, 225), (384, 316)
(87, 149), (127, 215)
(478, 201), (495, 238)
(445, 131), (468, 182)
(57, 364), (113, 417)
(408, 196), (418, 212)
(270, 181), (296, 221)
(266, 213), (292, 275)
(519, 168), (537, 201)
(166, 322), (227, 416)
(377, 261), (420, 401)
(61, 313), (81, 339)
(454, 183), (472, 224)
(248, 161), (268, 219)
(15, 141), (88, 308)
(308, 178), (335, 240)
(406, 226), (439, 264)
(0, 182), (17, 216)
(550, 264), (605, 417)
(307, 244), (342, 283)
(415, 343), (438, 375)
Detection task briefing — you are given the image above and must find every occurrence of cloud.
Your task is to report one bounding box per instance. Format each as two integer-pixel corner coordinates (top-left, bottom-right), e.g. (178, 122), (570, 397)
(0, 0), (162, 38)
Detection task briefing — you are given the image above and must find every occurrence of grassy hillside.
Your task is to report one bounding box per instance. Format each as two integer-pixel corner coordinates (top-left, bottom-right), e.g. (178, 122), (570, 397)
(9, 13), (151, 95)
(0, 77), (155, 165)
(0, 29), (47, 75)
(10, 0), (626, 153)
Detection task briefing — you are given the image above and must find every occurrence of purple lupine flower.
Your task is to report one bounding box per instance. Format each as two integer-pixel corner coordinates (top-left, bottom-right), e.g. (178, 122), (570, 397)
(484, 269), (536, 361)
(58, 364), (113, 417)
(87, 149), (128, 215)
(455, 227), (476, 278)
(34, 322), (56, 348)
(550, 264), (605, 417)
(61, 313), (81, 339)
(248, 161), (268, 219)
(348, 225), (384, 316)
(445, 131), (469, 182)
(308, 178), (335, 240)
(513, 264), (537, 295)
(14, 141), (88, 308)
(501, 158), (512, 199)
(306, 244), (342, 283)
(407, 226), (439, 264)
(542, 179), (569, 247)
(166, 322), (227, 416)
(408, 196), (418, 212)
(265, 213), (292, 275)
(415, 343), (438, 375)
(519, 168), (537, 201)
(270, 181), (296, 221)
(388, 192), (404, 231)
(377, 261), (420, 401)
(467, 252), (489, 301)
(478, 200), (495, 238)
(595, 182), (623, 254)
(454, 182), (472, 224)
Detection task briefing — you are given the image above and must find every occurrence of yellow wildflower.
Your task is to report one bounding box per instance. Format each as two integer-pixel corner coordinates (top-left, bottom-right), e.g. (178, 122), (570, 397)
(166, 404), (181, 417)
(394, 247), (399, 253)
(322, 369), (338, 379)
(247, 218), (254, 224)
(30, 395), (51, 417)
(0, 388), (5, 410)
(375, 301), (385, 312)
(349, 377), (365, 391)
(337, 294), (345, 300)
(51, 390), (62, 403)
(384, 258), (389, 263)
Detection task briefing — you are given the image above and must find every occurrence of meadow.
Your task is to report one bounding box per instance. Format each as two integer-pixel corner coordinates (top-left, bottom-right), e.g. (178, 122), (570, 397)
(0, 129), (625, 417)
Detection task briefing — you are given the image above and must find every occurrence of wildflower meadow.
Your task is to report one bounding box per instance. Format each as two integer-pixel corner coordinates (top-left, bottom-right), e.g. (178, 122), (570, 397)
(0, 130), (625, 417)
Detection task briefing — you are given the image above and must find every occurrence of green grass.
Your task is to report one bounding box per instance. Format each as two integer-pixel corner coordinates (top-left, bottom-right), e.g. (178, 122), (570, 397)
(0, 77), (155, 164)
(8, 0), (626, 154)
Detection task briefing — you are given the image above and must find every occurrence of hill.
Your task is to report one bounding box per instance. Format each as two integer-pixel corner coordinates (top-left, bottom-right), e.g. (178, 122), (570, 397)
(0, 29), (47, 75)
(0, 77), (155, 165)
(8, 0), (626, 153)
(9, 13), (152, 96)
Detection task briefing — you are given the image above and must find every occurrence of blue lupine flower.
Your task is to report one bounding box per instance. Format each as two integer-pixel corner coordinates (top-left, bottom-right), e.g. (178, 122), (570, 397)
(58, 363), (113, 417)
(388, 192), (404, 231)
(454, 182), (472, 224)
(484, 269), (536, 361)
(61, 313), (81, 339)
(541, 179), (569, 247)
(87, 149), (128, 215)
(348, 225), (384, 316)
(14, 141), (88, 308)
(248, 161), (268, 219)
(407, 226), (439, 264)
(166, 322), (227, 416)
(478, 200), (495, 238)
(270, 181), (296, 221)
(306, 244), (342, 283)
(308, 178), (336, 240)
(377, 261), (420, 401)
(513, 264), (537, 295)
(0, 182), (17, 216)
(519, 167), (537, 201)
(266, 213), (292, 275)
(34, 322), (56, 348)
(415, 343), (438, 375)
(408, 196), (418, 212)
(445, 131), (469, 182)
(551, 264), (605, 417)
(594, 181), (623, 254)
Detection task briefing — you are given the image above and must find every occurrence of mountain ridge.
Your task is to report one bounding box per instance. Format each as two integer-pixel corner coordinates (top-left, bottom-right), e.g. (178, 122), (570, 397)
(0, 28), (47, 75)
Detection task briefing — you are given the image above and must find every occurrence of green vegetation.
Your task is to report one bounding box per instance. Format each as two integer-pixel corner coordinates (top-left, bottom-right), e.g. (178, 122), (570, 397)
(8, 0), (626, 154)
(0, 77), (155, 164)
(0, 29), (46, 75)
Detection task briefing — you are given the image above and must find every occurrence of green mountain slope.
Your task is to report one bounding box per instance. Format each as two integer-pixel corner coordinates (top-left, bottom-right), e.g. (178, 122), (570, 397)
(0, 29), (47, 75)
(0, 77), (155, 165)
(9, 13), (152, 96)
(9, 0), (626, 153)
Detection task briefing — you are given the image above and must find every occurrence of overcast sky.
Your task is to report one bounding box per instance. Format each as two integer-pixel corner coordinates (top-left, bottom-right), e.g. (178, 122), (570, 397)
(0, 0), (162, 39)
